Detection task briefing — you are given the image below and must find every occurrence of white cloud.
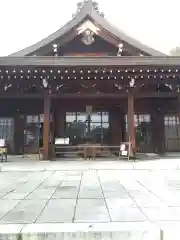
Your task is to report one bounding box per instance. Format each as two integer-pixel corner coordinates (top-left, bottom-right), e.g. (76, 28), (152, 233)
(0, 0), (179, 56)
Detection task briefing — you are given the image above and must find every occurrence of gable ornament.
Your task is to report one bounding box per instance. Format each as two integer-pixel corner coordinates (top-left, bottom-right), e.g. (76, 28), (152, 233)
(81, 29), (95, 45)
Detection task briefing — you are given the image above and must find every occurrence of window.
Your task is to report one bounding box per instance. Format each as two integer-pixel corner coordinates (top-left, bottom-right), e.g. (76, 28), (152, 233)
(0, 118), (14, 151)
(65, 112), (109, 144)
(125, 114), (151, 146)
(164, 115), (180, 151)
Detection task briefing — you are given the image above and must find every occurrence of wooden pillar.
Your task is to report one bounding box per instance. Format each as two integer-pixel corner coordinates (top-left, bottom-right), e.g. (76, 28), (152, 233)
(43, 95), (51, 160)
(14, 114), (25, 154)
(51, 104), (55, 145)
(151, 112), (165, 153)
(127, 93), (136, 156)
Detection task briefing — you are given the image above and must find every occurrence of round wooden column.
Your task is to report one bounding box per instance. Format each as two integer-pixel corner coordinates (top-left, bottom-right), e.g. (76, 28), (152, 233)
(151, 111), (165, 153)
(43, 95), (51, 160)
(127, 93), (136, 157)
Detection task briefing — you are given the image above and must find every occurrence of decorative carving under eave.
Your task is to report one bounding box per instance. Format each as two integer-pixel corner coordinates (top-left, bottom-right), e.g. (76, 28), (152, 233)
(117, 43), (123, 56)
(77, 20), (100, 45)
(42, 77), (49, 88)
(77, 20), (100, 35)
(129, 78), (135, 88)
(92, 1), (104, 17)
(53, 44), (58, 56)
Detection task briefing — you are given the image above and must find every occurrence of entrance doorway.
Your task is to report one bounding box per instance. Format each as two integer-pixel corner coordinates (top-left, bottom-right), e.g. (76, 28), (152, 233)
(125, 114), (152, 152)
(65, 112), (109, 145)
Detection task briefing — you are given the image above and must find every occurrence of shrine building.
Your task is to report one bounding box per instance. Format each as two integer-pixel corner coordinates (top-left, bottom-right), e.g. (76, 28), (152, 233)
(0, 0), (180, 159)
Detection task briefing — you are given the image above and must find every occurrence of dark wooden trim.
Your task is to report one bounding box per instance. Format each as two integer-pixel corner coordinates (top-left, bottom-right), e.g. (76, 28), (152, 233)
(0, 92), (177, 99)
(0, 94), (44, 99)
(54, 92), (178, 99)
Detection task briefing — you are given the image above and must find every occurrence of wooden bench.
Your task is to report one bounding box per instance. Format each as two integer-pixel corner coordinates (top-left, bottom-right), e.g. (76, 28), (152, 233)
(39, 145), (127, 160)
(54, 145), (84, 158)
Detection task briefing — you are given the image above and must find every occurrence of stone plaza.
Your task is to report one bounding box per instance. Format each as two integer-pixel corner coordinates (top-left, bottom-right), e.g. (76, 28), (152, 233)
(0, 157), (180, 239)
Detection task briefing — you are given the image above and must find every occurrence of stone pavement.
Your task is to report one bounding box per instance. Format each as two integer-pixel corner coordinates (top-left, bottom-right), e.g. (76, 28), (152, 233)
(0, 158), (180, 239)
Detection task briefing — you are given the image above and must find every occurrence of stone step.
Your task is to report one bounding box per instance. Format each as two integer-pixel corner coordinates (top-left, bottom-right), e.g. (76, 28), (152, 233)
(0, 222), (161, 240)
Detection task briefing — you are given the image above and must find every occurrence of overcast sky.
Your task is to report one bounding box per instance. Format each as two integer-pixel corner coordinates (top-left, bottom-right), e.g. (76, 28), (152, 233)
(0, 0), (179, 56)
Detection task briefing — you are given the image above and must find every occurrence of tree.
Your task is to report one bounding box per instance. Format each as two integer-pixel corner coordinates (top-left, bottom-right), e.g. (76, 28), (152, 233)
(170, 46), (180, 56)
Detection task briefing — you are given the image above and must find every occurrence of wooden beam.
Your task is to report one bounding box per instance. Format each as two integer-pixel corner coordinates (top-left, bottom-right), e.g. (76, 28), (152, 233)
(54, 92), (178, 99)
(43, 95), (51, 160)
(1, 56), (180, 67)
(0, 92), (178, 99)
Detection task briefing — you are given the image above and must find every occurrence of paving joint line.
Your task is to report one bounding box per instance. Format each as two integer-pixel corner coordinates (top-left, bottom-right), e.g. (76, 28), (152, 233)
(0, 175), (31, 199)
(34, 171), (61, 223)
(117, 179), (149, 221)
(72, 172), (83, 223)
(135, 178), (177, 212)
(23, 171), (56, 200)
(97, 170), (112, 222)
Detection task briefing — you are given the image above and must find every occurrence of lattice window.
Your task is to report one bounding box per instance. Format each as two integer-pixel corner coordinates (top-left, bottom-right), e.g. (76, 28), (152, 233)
(0, 118), (14, 141)
(164, 115), (180, 151)
(0, 118), (14, 151)
(125, 114), (151, 148)
(125, 114), (151, 129)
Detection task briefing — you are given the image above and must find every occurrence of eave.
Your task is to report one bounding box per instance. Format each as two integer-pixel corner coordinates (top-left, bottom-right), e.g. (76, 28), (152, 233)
(0, 56), (179, 67)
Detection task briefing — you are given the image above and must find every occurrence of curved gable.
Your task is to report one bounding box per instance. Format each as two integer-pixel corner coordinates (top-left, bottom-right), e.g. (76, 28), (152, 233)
(10, 0), (166, 57)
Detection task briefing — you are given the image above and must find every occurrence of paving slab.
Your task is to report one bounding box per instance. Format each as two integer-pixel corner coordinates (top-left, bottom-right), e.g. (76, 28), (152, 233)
(0, 200), (48, 224)
(52, 185), (79, 199)
(2, 192), (30, 200)
(75, 199), (110, 222)
(106, 198), (137, 208)
(79, 172), (103, 198)
(37, 199), (76, 223)
(141, 207), (180, 222)
(133, 196), (165, 207)
(109, 207), (147, 222)
(0, 200), (20, 219)
(25, 188), (57, 200)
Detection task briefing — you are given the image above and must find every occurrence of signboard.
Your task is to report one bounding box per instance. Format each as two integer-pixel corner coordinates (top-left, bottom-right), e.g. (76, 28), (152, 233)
(0, 148), (7, 154)
(119, 142), (133, 160)
(55, 138), (70, 145)
(0, 139), (5, 147)
(86, 106), (92, 114)
(0, 139), (7, 162)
